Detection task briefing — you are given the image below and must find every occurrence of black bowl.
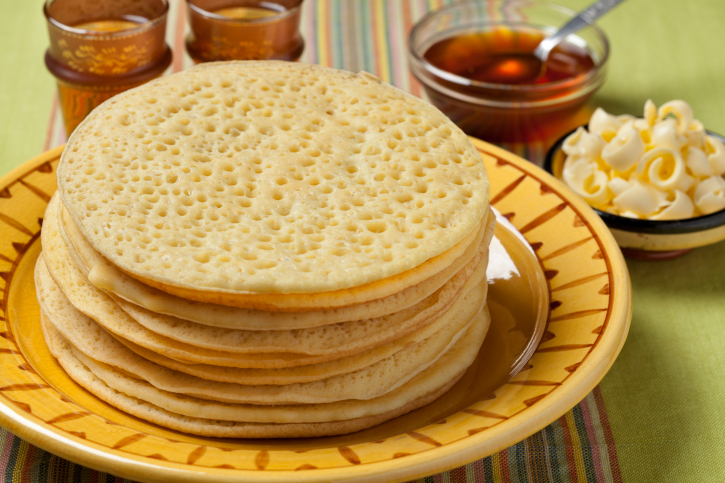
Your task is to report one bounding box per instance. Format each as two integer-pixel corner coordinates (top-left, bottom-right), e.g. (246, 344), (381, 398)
(544, 126), (725, 259)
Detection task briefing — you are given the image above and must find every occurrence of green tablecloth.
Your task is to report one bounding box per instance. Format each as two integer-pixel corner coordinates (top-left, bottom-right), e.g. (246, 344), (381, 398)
(0, 0), (724, 481)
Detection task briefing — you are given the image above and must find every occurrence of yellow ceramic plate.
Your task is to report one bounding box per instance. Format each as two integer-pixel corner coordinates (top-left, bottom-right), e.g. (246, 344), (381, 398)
(0, 140), (631, 483)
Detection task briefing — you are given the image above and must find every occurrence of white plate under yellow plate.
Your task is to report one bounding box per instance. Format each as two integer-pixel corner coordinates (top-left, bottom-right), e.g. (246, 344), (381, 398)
(0, 139), (631, 482)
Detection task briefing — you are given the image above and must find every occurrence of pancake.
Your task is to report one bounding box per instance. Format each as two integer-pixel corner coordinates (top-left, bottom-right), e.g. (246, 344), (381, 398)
(37, 256), (489, 401)
(44, 315), (467, 438)
(40, 228), (487, 369)
(43, 297), (477, 404)
(112, 257), (487, 355)
(60, 199), (493, 319)
(58, 62), (490, 304)
(42, 306), (487, 427)
(110, 277), (485, 380)
(38, 255), (461, 385)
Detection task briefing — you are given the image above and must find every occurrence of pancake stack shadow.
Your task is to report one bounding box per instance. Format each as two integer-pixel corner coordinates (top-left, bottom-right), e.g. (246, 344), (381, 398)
(35, 62), (496, 438)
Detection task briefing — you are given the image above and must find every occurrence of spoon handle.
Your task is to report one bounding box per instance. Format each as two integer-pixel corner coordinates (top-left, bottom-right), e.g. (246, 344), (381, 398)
(534, 0), (626, 60)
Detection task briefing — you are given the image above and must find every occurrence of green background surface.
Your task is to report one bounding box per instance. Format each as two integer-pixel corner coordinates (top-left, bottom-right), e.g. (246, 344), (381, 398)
(0, 1), (724, 481)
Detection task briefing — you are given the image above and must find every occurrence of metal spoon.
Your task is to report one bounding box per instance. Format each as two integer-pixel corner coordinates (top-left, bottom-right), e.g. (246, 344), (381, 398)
(534, 0), (626, 63)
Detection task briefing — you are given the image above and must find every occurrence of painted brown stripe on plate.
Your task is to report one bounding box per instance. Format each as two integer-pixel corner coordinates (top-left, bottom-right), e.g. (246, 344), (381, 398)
(187, 445), (207, 465)
(393, 452), (411, 459)
(565, 363), (582, 373)
(537, 344), (594, 353)
(549, 309), (608, 322)
(12, 242), (28, 255)
(147, 454), (168, 461)
(599, 284), (610, 295)
(551, 273), (608, 292)
(508, 380), (562, 386)
(68, 431), (86, 439)
(338, 446), (361, 465)
(519, 203), (567, 234)
(0, 213), (34, 237)
(0, 383), (50, 391)
(407, 431), (442, 447)
(468, 427), (490, 435)
(47, 412), (91, 424)
(37, 162), (53, 173)
(18, 180), (51, 203)
(295, 464), (317, 471)
(10, 400), (31, 413)
(489, 174), (526, 205)
(545, 270), (559, 280)
(540, 183), (554, 195)
(540, 237), (593, 261)
(112, 434), (147, 450)
(523, 394), (548, 407)
(463, 409), (508, 420)
(255, 450), (269, 470)
(17, 364), (36, 374)
(215, 464), (235, 469)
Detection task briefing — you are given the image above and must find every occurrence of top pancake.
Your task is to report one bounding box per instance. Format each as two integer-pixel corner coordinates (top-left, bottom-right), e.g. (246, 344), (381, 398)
(57, 61), (490, 295)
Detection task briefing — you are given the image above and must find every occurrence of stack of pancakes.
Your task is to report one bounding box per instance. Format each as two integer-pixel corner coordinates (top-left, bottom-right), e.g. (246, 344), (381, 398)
(35, 62), (495, 438)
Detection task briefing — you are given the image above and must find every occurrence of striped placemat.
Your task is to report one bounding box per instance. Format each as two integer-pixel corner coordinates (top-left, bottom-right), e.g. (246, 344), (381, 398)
(16, 1), (623, 482)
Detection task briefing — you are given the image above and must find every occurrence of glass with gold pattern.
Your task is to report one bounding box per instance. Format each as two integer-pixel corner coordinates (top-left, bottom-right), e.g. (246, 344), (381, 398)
(185, 0), (304, 63)
(44, 0), (172, 136)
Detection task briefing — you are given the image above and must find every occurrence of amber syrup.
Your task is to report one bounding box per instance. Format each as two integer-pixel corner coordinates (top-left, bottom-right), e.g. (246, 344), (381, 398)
(424, 27), (595, 85)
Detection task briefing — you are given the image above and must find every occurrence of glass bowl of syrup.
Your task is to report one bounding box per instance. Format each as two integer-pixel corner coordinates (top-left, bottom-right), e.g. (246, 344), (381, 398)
(408, 0), (609, 146)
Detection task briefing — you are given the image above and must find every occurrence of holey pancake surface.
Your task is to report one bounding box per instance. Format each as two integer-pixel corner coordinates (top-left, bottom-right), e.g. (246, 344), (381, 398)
(57, 61), (490, 295)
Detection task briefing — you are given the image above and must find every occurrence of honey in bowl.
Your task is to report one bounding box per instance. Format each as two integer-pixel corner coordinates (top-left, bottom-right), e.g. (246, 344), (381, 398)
(423, 29), (595, 86)
(417, 25), (602, 145)
(408, 1), (609, 147)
